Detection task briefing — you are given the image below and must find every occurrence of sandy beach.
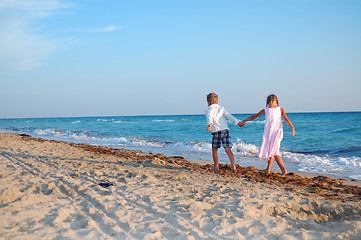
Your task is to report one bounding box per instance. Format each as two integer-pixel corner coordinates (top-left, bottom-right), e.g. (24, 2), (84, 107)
(1, 133), (361, 239)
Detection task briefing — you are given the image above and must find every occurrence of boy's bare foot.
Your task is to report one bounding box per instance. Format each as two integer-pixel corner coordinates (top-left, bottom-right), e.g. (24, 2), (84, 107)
(212, 165), (219, 173)
(231, 164), (236, 173)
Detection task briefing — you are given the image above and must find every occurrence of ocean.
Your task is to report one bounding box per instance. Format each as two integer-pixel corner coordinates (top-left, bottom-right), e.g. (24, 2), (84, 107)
(1, 112), (360, 180)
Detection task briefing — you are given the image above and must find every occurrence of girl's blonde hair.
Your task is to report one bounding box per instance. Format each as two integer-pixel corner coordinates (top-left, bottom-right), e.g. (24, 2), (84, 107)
(207, 93), (218, 105)
(266, 94), (279, 107)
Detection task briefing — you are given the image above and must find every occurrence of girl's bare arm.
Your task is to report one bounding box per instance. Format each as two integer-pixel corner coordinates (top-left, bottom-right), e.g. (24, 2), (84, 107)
(242, 109), (265, 123)
(281, 108), (295, 136)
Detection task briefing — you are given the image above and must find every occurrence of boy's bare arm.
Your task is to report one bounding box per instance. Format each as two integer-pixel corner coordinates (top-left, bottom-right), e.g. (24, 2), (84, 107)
(207, 123), (212, 132)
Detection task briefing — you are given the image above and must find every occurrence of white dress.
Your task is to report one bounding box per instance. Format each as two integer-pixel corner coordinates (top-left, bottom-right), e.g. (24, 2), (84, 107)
(259, 107), (283, 160)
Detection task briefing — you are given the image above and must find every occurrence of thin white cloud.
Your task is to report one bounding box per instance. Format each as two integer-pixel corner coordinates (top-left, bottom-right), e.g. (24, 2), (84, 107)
(93, 25), (122, 33)
(0, 0), (71, 73)
(0, 0), (71, 17)
(0, 20), (55, 72)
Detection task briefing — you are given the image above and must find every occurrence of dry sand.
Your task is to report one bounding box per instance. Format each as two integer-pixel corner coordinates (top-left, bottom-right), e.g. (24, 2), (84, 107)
(1, 133), (361, 240)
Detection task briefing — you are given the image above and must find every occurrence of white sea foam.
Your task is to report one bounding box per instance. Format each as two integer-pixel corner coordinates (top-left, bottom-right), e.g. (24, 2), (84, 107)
(231, 138), (361, 176)
(168, 141), (212, 152)
(233, 139), (259, 156)
(349, 175), (361, 181)
(245, 120), (265, 125)
(152, 120), (176, 122)
(97, 119), (118, 122)
(128, 137), (165, 147)
(282, 151), (361, 174)
(97, 119), (111, 122)
(34, 128), (63, 136)
(97, 119), (127, 123)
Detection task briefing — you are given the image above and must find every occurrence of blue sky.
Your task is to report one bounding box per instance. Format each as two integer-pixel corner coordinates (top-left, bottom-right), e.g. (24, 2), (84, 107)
(1, 0), (360, 118)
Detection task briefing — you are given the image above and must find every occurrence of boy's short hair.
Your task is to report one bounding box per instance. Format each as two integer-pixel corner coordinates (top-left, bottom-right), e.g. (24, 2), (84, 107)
(207, 93), (218, 105)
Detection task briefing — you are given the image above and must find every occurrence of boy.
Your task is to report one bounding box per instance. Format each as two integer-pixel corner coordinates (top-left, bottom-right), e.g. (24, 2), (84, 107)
(205, 93), (245, 172)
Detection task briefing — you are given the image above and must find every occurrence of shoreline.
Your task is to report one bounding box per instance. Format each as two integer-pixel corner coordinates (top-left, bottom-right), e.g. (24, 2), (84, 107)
(1, 132), (361, 239)
(8, 130), (360, 183)
(189, 154), (361, 186)
(188, 157), (361, 187)
(11, 133), (361, 200)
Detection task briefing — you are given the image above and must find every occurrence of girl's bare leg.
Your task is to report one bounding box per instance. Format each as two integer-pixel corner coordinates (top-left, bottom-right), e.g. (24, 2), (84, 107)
(266, 157), (274, 174)
(274, 155), (287, 177)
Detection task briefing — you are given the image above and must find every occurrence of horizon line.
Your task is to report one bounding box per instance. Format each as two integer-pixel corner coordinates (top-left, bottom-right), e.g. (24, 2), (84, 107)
(1, 110), (361, 120)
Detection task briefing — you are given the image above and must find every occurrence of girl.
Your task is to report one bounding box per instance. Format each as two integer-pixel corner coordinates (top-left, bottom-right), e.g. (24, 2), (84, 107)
(241, 94), (295, 177)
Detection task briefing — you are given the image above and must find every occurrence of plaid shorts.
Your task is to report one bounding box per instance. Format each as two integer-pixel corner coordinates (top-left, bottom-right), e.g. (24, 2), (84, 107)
(212, 129), (232, 148)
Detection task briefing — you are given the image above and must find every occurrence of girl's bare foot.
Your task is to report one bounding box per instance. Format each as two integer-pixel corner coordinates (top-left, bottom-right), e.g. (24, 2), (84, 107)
(231, 164), (236, 173)
(281, 170), (288, 177)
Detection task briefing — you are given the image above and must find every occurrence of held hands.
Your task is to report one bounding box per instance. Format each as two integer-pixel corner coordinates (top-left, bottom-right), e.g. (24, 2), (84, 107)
(238, 121), (245, 127)
(208, 121), (245, 131)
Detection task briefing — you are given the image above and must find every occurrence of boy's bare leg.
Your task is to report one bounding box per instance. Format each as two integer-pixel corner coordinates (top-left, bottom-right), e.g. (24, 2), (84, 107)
(266, 157), (274, 174)
(212, 148), (219, 172)
(225, 147), (236, 172)
(275, 155), (287, 177)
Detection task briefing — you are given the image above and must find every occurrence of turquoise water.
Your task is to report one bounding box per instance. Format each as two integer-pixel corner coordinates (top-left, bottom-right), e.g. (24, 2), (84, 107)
(1, 112), (360, 179)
